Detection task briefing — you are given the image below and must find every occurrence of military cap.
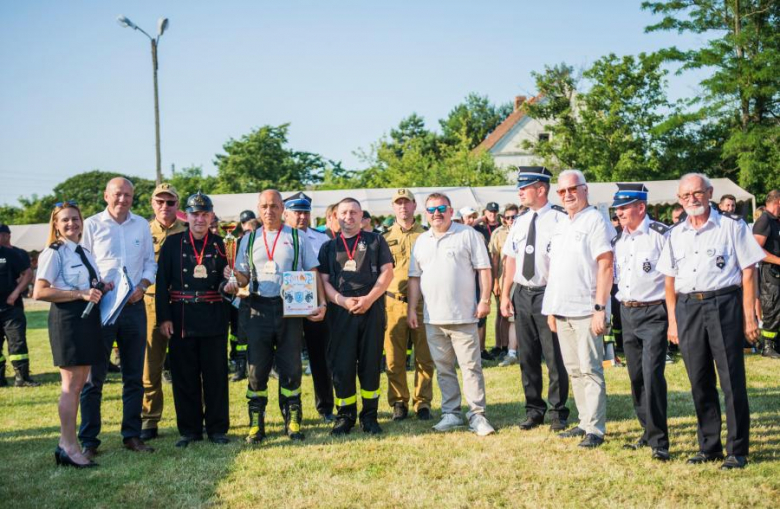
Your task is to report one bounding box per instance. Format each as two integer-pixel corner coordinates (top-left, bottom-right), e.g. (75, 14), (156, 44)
(612, 183), (649, 208)
(152, 182), (179, 200)
(285, 198), (311, 212)
(392, 188), (416, 203)
(516, 166), (553, 189)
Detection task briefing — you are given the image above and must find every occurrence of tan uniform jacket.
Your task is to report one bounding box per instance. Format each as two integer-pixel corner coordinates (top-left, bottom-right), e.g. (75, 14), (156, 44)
(147, 218), (188, 296)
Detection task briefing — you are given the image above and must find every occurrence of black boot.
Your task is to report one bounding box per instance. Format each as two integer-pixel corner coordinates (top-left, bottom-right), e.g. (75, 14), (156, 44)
(330, 406), (357, 436)
(14, 364), (40, 387)
(231, 359), (247, 382)
(282, 400), (305, 441)
(245, 403), (266, 444)
(762, 338), (780, 359)
(0, 363), (7, 387)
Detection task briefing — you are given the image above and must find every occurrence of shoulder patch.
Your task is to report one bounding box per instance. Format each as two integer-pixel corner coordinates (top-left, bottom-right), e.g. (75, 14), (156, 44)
(649, 222), (669, 235)
(551, 205), (566, 214)
(719, 210), (743, 221)
(49, 242), (62, 250)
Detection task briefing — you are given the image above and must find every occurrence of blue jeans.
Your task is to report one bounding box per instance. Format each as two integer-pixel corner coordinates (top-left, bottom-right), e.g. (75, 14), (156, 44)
(79, 303), (147, 448)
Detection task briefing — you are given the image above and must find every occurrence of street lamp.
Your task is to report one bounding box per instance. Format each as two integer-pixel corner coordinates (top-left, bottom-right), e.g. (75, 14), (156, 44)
(117, 15), (169, 185)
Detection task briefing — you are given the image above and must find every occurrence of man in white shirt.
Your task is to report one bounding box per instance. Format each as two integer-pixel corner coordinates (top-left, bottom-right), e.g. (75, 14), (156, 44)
(408, 193), (496, 436)
(79, 177), (157, 457)
(612, 183), (671, 461)
(542, 170), (616, 448)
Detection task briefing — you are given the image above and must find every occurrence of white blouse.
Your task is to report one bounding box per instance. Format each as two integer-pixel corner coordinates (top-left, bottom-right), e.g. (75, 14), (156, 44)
(37, 239), (102, 291)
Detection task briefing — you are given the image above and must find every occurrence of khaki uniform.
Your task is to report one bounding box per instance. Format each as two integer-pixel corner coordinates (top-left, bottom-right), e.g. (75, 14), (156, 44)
(142, 217), (188, 430)
(383, 222), (434, 411)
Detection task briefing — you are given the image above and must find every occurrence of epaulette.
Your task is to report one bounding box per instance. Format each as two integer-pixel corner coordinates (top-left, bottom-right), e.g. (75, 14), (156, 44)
(551, 204), (566, 214)
(649, 221), (669, 235)
(611, 231), (621, 246)
(49, 242), (62, 250)
(719, 210), (743, 221)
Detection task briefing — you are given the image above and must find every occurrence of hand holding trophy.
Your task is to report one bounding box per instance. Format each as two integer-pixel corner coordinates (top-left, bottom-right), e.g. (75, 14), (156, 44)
(222, 222), (239, 286)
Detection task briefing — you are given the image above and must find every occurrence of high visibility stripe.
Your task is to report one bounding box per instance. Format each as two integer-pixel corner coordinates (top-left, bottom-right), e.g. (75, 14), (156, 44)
(762, 330), (778, 339)
(361, 388), (380, 399)
(8, 354), (28, 361)
(335, 395), (357, 407)
(229, 334), (238, 343)
(0, 355), (5, 363)
(112, 341), (118, 348)
(236, 344), (248, 352)
(280, 386), (301, 397)
(613, 328), (622, 334)
(406, 349), (412, 355)
(603, 335), (615, 344)
(246, 389), (268, 399)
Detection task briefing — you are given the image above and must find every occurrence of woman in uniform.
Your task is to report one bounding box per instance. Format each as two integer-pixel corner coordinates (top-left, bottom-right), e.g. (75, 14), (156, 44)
(33, 201), (112, 468)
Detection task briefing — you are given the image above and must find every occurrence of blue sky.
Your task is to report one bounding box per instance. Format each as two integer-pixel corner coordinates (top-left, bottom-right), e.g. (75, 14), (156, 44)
(0, 1), (707, 206)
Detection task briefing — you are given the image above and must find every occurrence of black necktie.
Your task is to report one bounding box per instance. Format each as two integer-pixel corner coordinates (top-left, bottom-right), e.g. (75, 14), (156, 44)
(522, 212), (537, 280)
(75, 245), (99, 287)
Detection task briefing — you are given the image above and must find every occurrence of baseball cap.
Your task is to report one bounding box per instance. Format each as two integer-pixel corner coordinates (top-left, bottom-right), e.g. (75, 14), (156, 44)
(486, 202), (499, 212)
(152, 183), (179, 200)
(459, 206), (477, 217)
(362, 210), (372, 220)
(0, 223), (10, 234)
(392, 188), (416, 203)
(239, 210), (256, 223)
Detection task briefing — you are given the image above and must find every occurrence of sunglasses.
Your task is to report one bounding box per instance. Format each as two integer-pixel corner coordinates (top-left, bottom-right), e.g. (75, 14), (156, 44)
(504, 215), (517, 221)
(556, 184), (586, 197)
(426, 205), (449, 214)
(54, 200), (78, 208)
(154, 198), (178, 207)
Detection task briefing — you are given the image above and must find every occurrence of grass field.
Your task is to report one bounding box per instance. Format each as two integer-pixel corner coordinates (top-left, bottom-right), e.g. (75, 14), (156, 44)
(1, 307), (779, 508)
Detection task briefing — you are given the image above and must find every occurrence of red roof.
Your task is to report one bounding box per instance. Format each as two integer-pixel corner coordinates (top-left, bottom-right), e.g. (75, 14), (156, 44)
(473, 94), (543, 153)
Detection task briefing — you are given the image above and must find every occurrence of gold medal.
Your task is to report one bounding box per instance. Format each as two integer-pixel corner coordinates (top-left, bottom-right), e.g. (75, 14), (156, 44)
(193, 264), (208, 278)
(263, 260), (277, 274)
(343, 259), (357, 272)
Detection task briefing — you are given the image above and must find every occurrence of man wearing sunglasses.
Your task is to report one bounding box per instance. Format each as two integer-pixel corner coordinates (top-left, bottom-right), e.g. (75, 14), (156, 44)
(500, 167), (570, 433)
(407, 193), (495, 436)
(657, 173), (764, 470)
(139, 183), (188, 441)
(542, 169), (616, 449)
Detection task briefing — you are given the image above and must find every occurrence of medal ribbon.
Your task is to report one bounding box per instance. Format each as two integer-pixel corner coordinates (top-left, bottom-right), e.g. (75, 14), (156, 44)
(340, 231), (361, 262)
(263, 226), (282, 262)
(188, 229), (209, 265)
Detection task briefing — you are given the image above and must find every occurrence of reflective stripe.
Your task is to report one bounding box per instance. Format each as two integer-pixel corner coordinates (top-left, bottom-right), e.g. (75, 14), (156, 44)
(229, 334), (238, 343)
(603, 335), (615, 344)
(246, 389), (268, 399)
(280, 386), (301, 397)
(236, 344), (248, 352)
(112, 341), (118, 348)
(8, 354), (28, 361)
(361, 388), (380, 399)
(0, 355), (5, 363)
(762, 330), (778, 339)
(612, 328), (622, 334)
(335, 395), (357, 407)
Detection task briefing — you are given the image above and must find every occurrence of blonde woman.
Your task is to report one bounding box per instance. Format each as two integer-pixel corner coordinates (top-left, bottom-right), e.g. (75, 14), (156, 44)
(33, 201), (112, 468)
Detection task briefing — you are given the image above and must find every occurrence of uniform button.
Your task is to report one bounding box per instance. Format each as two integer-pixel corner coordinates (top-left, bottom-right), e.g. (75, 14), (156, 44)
(184, 284), (189, 288)
(183, 268), (188, 272)
(693, 269), (696, 272)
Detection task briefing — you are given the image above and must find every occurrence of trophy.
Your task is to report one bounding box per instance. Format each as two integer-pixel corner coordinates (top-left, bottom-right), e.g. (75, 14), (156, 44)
(222, 222), (239, 286)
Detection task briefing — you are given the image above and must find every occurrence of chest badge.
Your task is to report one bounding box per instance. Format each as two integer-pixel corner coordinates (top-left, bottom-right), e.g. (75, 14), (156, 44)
(707, 248), (715, 257)
(358, 241), (367, 251)
(642, 260), (651, 273)
(715, 255), (725, 269)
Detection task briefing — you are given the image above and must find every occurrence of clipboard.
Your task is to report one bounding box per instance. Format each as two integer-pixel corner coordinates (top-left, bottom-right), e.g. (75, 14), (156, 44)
(99, 266), (135, 326)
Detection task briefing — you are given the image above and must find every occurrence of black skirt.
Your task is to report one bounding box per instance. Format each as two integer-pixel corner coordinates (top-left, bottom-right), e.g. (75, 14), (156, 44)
(48, 300), (103, 367)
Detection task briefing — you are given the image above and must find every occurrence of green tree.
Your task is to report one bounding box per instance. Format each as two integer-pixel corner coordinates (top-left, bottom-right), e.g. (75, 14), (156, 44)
(214, 124), (328, 193)
(387, 113), (439, 158)
(168, 165), (218, 200)
(439, 93), (512, 149)
(643, 0), (780, 200)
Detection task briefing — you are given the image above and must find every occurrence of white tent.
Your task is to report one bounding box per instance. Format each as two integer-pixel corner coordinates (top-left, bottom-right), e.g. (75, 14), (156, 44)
(6, 178), (756, 251)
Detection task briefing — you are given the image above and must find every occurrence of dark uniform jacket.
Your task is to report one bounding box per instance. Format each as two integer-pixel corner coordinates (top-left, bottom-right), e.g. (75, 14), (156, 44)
(155, 231), (229, 338)
(0, 246), (27, 312)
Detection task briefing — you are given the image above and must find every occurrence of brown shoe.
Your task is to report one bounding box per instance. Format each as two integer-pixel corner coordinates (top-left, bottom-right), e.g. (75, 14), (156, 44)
(123, 437), (155, 453)
(81, 446), (99, 461)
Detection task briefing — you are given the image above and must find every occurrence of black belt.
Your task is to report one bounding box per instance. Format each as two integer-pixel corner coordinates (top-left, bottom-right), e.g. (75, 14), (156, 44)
(678, 285), (739, 302)
(385, 291), (408, 303)
(518, 285), (546, 293)
(248, 294), (283, 303)
(621, 299), (664, 308)
(170, 290), (222, 304)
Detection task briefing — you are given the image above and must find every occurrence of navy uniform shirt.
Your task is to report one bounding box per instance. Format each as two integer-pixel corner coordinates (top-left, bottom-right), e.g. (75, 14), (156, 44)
(318, 231), (393, 298)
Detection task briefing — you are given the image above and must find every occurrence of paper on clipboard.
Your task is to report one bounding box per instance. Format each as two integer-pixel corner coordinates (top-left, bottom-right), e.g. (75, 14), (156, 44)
(100, 266), (135, 326)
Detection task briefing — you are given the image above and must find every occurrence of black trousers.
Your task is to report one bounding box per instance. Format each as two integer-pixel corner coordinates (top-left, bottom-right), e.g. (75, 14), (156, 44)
(245, 296), (303, 412)
(677, 290), (749, 456)
(0, 306), (29, 369)
(169, 332), (229, 438)
(759, 274), (780, 333)
(303, 318), (334, 415)
(327, 299), (384, 421)
(620, 303), (669, 449)
(512, 286), (569, 421)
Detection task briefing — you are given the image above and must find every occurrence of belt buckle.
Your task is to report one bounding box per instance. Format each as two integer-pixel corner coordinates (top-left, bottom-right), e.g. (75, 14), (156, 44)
(691, 292), (705, 301)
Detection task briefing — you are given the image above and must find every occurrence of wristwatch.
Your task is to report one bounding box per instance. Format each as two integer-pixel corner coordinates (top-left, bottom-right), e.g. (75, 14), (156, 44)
(594, 304), (605, 312)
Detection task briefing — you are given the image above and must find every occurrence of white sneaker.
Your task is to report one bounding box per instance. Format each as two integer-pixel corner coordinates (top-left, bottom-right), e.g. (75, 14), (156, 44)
(469, 414), (496, 436)
(498, 354), (518, 367)
(432, 413), (464, 432)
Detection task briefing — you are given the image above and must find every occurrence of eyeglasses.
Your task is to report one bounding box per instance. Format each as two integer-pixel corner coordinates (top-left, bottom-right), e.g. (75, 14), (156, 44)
(677, 190), (707, 202)
(504, 215), (517, 221)
(54, 200), (78, 208)
(556, 184), (586, 197)
(154, 198), (178, 207)
(426, 205), (449, 214)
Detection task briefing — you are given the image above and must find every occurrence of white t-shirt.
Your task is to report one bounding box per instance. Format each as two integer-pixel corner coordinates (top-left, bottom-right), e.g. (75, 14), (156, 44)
(409, 221), (491, 325)
(542, 206), (616, 317)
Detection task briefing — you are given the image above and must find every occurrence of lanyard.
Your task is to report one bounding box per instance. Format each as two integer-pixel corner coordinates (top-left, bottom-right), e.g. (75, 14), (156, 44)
(188, 229), (209, 265)
(340, 231), (361, 261)
(263, 227), (282, 262)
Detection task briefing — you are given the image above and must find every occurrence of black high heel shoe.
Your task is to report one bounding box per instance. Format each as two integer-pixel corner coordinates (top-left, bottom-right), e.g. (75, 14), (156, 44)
(55, 446), (98, 468)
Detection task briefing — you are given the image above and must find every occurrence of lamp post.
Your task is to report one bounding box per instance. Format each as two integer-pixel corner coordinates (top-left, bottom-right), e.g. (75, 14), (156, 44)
(117, 15), (169, 185)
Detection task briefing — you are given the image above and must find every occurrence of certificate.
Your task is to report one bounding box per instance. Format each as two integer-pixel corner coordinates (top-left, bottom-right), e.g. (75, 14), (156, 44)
(281, 271), (317, 317)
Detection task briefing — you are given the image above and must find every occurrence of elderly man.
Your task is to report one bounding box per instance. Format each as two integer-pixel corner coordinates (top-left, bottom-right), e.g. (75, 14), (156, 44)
(383, 188), (434, 421)
(80, 177), (157, 457)
(140, 183), (188, 441)
(408, 193), (495, 436)
(500, 167), (570, 432)
(753, 189), (780, 359)
(658, 173), (764, 469)
(0, 223), (37, 387)
(228, 190), (325, 443)
(542, 170), (616, 448)
(284, 193), (336, 422)
(612, 183), (671, 461)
